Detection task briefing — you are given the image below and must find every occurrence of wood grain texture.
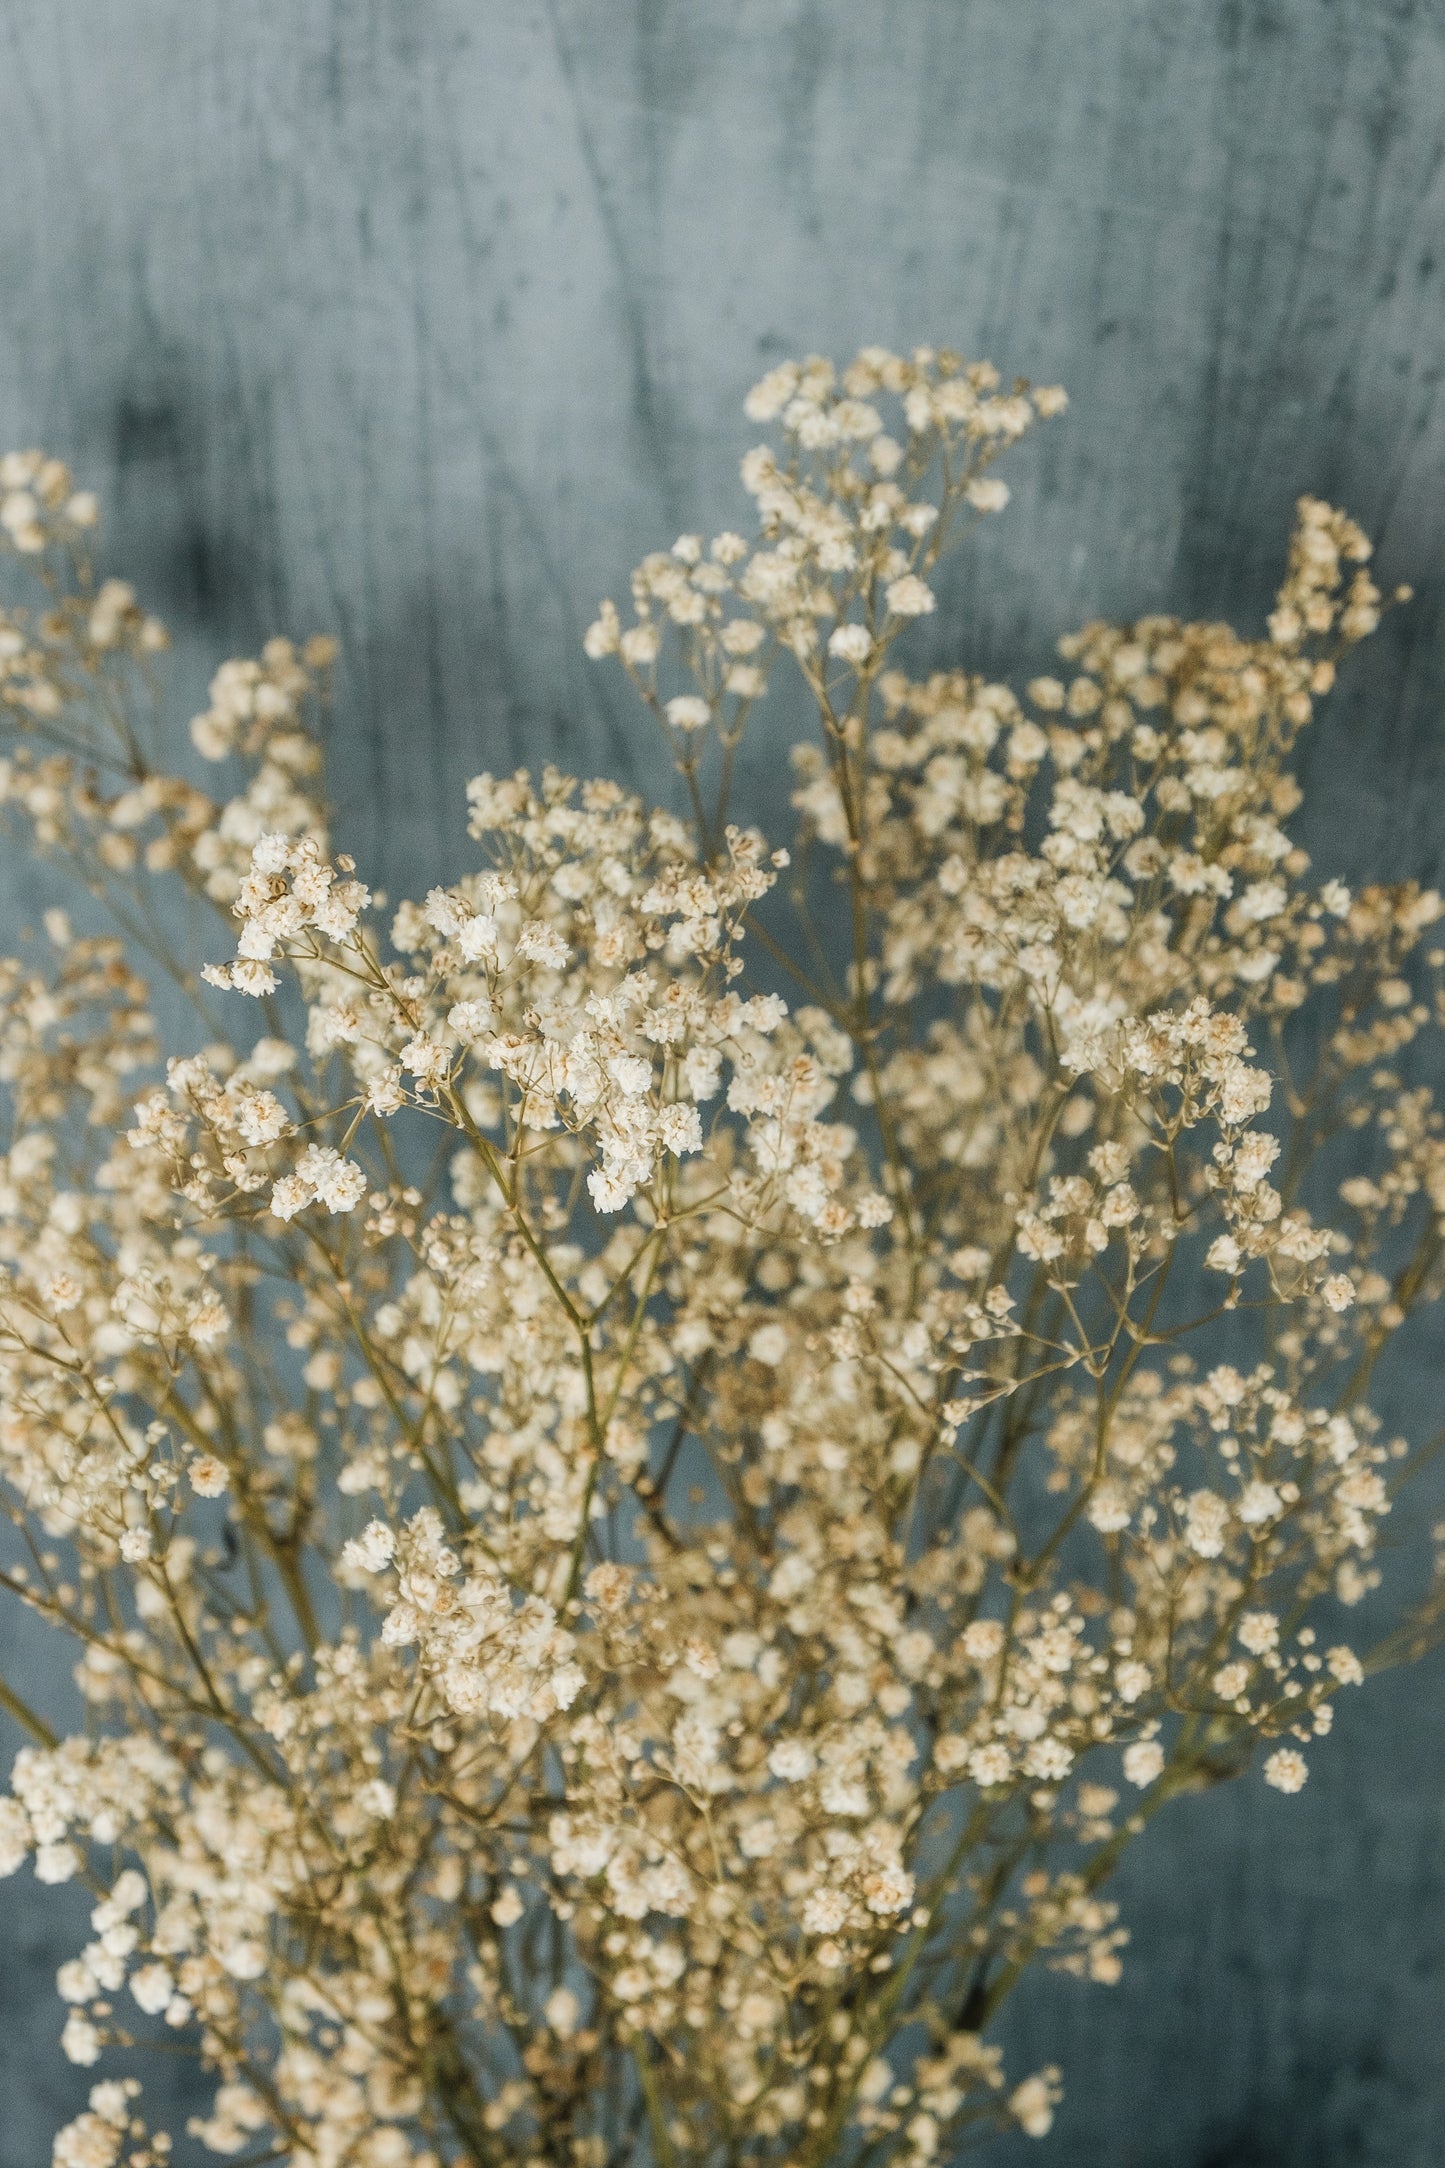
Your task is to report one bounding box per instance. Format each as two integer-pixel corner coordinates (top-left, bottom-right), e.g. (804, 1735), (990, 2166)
(0, 3), (1444, 2161)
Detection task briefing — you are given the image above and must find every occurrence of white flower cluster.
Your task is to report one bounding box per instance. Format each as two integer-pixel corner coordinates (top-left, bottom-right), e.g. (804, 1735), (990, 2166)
(0, 348), (1436, 2168)
(203, 830), (371, 998)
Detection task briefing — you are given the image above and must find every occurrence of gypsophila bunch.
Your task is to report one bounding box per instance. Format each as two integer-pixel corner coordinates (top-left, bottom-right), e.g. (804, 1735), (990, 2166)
(0, 347), (1441, 2168)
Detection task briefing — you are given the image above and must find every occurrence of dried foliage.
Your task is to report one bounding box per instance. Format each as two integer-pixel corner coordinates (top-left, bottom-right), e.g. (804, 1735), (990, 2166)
(0, 348), (1440, 2168)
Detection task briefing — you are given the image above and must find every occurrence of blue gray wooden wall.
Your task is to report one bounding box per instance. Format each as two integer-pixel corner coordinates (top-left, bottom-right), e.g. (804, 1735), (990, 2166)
(1, 3), (1444, 2162)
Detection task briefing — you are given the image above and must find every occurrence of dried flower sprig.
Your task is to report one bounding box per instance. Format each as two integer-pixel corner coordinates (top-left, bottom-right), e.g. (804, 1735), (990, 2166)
(0, 348), (1438, 2168)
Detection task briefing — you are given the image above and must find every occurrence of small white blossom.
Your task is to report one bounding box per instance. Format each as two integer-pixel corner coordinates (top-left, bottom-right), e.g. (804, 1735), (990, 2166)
(1123, 1741), (1165, 1789)
(828, 623), (872, 665)
(1263, 1748), (1309, 1794)
(885, 574), (936, 618)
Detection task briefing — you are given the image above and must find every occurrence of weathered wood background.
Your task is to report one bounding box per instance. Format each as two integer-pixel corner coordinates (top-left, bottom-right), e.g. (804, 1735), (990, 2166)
(1, 2), (1444, 2161)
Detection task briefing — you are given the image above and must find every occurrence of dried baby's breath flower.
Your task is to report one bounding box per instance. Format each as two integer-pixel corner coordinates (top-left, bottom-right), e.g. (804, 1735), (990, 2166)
(0, 345), (1438, 2168)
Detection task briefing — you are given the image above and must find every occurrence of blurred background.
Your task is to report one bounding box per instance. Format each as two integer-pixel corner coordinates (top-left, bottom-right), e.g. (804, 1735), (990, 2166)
(1, 2), (1444, 2161)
